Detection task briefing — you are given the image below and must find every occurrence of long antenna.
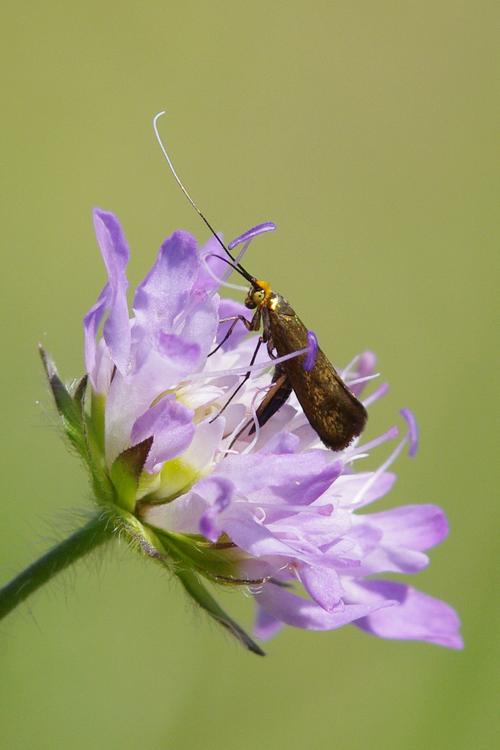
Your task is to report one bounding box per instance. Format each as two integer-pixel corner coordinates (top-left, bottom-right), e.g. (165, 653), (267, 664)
(153, 111), (254, 284)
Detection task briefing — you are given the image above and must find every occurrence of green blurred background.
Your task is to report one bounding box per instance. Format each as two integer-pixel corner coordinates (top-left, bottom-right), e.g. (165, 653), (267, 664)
(1, 2), (498, 748)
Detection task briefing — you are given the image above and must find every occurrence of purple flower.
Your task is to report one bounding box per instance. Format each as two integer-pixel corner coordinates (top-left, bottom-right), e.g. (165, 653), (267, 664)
(80, 208), (462, 652)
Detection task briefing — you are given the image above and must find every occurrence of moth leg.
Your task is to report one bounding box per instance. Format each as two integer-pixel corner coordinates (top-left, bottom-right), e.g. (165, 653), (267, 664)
(266, 339), (278, 360)
(227, 416), (255, 451)
(209, 335), (264, 423)
(209, 307), (262, 357)
(207, 315), (252, 357)
(227, 369), (292, 450)
(249, 369), (292, 433)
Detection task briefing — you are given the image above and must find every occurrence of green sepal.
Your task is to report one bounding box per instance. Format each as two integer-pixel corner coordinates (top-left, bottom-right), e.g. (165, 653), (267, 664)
(175, 566), (265, 656)
(83, 413), (115, 504)
(110, 438), (153, 512)
(111, 506), (168, 562)
(152, 529), (264, 655)
(70, 374), (89, 407)
(39, 346), (113, 504)
(115, 511), (264, 655)
(152, 527), (246, 584)
(90, 390), (106, 454)
(39, 345), (88, 457)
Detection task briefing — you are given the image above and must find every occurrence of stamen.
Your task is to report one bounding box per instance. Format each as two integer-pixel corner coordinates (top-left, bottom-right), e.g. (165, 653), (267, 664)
(351, 436), (408, 507)
(344, 452), (370, 464)
(230, 239), (252, 273)
(346, 372), (380, 387)
(234, 499), (334, 517)
(400, 407), (419, 457)
(188, 345), (309, 382)
(241, 392), (263, 455)
(228, 222), (277, 250)
(303, 331), (318, 372)
(340, 353), (360, 380)
(363, 382), (389, 408)
(220, 414), (252, 456)
(202, 255), (249, 292)
(354, 425), (399, 454)
(204, 240), (253, 301)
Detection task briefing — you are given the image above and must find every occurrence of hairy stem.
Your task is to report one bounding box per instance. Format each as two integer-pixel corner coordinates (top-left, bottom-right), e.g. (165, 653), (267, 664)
(0, 513), (112, 621)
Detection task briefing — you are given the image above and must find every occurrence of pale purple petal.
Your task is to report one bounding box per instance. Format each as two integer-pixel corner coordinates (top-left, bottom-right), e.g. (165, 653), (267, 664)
(131, 397), (195, 473)
(181, 419), (225, 474)
(222, 516), (306, 559)
(157, 332), (201, 371)
(334, 472), (397, 508)
(193, 234), (228, 294)
(367, 504), (448, 551)
(133, 231), (199, 332)
(255, 584), (396, 631)
(351, 580), (463, 649)
(298, 565), (344, 611)
(83, 287), (108, 389)
(254, 606), (284, 641)
(197, 477), (235, 541)
(178, 296), (219, 365)
(215, 452), (340, 503)
(346, 521), (429, 574)
(92, 338), (114, 394)
(260, 432), (301, 455)
(93, 210), (131, 374)
(350, 545), (430, 575)
(269, 461), (343, 505)
(144, 491), (208, 534)
(104, 350), (190, 463)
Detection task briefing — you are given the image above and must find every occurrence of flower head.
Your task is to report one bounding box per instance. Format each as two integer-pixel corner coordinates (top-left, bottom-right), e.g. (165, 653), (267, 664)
(42, 208), (462, 654)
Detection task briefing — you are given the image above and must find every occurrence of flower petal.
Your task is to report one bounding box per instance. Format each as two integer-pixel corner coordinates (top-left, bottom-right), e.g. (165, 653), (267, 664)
(144, 490), (207, 534)
(157, 332), (201, 371)
(92, 209), (131, 374)
(83, 287), (108, 389)
(133, 230), (199, 333)
(367, 504), (448, 551)
(215, 451), (340, 503)
(254, 583), (395, 631)
(131, 397), (195, 473)
(222, 515), (307, 559)
(334, 472), (397, 508)
(193, 234), (229, 294)
(178, 296), (219, 365)
(298, 564), (344, 611)
(198, 477), (235, 541)
(254, 606), (284, 641)
(350, 580), (463, 649)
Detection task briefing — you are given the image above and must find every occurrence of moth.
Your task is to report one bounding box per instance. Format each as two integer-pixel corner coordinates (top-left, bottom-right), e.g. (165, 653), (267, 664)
(153, 112), (367, 450)
(210, 270), (367, 450)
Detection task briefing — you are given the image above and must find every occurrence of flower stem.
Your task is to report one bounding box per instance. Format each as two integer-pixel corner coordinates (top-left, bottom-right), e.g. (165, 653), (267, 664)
(0, 513), (112, 621)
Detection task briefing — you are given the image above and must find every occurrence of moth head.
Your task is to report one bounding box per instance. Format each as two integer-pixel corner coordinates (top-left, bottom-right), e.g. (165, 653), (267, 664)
(245, 280), (271, 309)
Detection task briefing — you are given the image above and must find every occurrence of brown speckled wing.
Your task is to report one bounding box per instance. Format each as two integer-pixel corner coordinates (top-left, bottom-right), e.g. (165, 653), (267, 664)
(266, 300), (367, 450)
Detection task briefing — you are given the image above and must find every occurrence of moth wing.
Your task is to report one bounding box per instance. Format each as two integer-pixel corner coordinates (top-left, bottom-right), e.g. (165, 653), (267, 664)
(268, 308), (367, 450)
